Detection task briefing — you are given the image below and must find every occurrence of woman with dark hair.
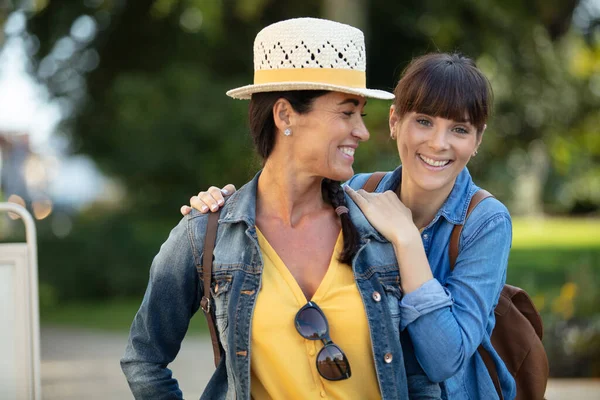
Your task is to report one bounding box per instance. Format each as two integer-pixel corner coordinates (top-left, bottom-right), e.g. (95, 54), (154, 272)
(121, 18), (441, 400)
(184, 52), (518, 399)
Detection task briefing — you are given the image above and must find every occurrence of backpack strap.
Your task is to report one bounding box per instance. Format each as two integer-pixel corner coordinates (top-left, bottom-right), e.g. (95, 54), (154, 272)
(200, 210), (223, 367)
(449, 189), (504, 400)
(478, 346), (504, 400)
(360, 172), (386, 193)
(449, 189), (493, 270)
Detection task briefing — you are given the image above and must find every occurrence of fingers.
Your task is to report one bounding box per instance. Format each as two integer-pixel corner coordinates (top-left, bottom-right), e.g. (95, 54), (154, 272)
(182, 183), (236, 216)
(189, 185), (233, 214)
(344, 186), (369, 209)
(207, 186), (226, 207)
(180, 205), (192, 215)
(221, 184), (236, 196)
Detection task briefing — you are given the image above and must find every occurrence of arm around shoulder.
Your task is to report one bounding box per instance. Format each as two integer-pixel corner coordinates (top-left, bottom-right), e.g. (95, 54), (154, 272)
(121, 214), (205, 399)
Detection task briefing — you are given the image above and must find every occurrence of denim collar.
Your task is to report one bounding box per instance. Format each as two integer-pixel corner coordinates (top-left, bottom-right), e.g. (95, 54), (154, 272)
(379, 166), (480, 228)
(345, 190), (389, 243)
(218, 170), (261, 228)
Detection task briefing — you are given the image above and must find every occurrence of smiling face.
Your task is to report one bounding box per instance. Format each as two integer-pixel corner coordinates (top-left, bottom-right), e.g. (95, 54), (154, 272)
(389, 53), (492, 195)
(286, 91), (370, 181)
(391, 110), (482, 194)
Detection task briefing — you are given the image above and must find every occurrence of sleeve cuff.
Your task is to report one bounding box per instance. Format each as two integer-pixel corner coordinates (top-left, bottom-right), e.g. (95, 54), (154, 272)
(399, 279), (453, 330)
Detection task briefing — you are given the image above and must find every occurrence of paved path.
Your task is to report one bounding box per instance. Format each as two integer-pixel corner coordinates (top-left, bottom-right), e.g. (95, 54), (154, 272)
(41, 326), (600, 399)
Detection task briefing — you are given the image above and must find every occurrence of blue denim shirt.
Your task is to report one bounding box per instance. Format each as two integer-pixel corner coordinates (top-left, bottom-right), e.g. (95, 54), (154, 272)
(347, 166), (517, 400)
(121, 171), (441, 400)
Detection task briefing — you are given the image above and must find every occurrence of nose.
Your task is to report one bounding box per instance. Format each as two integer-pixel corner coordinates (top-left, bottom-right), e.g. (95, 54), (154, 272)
(428, 126), (449, 151)
(352, 118), (370, 142)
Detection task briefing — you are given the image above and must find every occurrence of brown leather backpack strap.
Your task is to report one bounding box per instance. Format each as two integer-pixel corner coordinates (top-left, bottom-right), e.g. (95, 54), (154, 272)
(478, 346), (505, 400)
(200, 210), (222, 367)
(449, 190), (493, 270)
(361, 172), (386, 192)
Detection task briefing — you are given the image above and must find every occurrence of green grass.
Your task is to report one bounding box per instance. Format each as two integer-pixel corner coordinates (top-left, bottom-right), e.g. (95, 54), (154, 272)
(40, 298), (209, 335)
(41, 217), (600, 332)
(512, 217), (600, 249)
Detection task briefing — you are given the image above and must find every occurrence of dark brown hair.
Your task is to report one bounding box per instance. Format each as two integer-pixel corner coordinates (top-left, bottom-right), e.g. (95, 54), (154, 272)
(248, 90), (359, 264)
(393, 53), (493, 134)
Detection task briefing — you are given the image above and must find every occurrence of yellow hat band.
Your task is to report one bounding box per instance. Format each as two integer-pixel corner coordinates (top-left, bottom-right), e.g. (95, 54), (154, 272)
(254, 68), (366, 88)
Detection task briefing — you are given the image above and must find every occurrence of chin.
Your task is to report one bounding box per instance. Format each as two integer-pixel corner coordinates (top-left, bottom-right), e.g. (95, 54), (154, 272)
(326, 167), (354, 182)
(414, 176), (454, 192)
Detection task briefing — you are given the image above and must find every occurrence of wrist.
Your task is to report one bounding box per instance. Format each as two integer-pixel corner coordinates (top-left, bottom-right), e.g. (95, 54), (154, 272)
(391, 225), (421, 250)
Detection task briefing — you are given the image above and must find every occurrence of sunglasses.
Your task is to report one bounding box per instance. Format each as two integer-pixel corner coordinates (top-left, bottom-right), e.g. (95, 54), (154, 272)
(294, 301), (351, 381)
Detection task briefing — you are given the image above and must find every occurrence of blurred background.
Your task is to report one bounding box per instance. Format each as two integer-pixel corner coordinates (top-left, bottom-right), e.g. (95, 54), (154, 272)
(0, 0), (598, 398)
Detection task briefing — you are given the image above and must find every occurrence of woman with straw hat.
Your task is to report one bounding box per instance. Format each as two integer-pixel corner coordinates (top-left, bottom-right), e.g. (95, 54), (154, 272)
(121, 18), (442, 400)
(183, 53), (518, 399)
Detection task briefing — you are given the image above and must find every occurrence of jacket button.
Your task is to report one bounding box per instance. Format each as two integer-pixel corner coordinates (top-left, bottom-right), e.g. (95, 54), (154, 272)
(384, 353), (393, 363)
(372, 291), (381, 302)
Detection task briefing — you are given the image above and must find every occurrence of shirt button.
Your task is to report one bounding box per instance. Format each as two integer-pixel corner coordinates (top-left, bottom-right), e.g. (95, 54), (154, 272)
(384, 353), (393, 363)
(422, 233), (428, 239)
(372, 291), (381, 302)
(320, 390), (327, 398)
(308, 347), (316, 356)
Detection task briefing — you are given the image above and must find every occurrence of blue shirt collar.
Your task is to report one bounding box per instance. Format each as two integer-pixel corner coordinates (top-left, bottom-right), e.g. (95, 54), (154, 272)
(382, 166), (480, 227)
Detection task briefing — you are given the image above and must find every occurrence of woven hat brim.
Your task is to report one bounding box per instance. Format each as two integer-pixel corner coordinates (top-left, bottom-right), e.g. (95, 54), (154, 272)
(226, 82), (395, 100)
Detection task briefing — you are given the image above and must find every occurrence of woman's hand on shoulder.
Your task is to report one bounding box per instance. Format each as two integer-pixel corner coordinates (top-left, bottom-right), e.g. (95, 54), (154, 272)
(180, 184), (237, 215)
(344, 186), (420, 247)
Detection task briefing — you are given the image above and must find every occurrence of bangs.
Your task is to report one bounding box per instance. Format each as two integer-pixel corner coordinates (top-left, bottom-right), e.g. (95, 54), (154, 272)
(394, 54), (492, 131)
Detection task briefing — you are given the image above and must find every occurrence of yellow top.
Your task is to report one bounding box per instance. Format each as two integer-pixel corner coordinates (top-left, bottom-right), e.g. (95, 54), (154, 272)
(250, 228), (380, 400)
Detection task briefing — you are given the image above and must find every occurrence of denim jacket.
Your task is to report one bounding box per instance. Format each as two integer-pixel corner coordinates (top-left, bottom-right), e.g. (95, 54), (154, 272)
(346, 166), (517, 400)
(121, 171), (441, 400)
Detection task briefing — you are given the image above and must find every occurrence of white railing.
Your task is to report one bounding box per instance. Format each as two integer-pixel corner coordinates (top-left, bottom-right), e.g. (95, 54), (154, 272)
(0, 203), (41, 400)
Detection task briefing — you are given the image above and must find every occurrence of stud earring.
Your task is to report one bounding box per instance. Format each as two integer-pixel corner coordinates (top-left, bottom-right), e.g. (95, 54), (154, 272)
(284, 128), (292, 136)
(473, 150), (478, 157)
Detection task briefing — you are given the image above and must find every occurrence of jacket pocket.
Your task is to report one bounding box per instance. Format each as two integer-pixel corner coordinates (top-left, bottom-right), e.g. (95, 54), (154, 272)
(210, 274), (233, 343)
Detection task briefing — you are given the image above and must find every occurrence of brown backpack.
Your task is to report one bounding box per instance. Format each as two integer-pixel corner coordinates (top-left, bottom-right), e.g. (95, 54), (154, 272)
(361, 172), (549, 400)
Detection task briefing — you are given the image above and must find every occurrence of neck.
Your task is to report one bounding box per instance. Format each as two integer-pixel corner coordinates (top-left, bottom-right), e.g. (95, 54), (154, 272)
(399, 171), (455, 230)
(257, 158), (329, 227)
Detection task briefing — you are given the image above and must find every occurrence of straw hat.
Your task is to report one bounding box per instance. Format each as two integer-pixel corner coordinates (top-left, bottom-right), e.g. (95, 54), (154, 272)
(226, 18), (394, 100)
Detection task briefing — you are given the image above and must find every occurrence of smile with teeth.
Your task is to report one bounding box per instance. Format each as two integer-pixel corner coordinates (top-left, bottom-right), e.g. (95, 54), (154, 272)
(339, 147), (355, 157)
(419, 154), (450, 167)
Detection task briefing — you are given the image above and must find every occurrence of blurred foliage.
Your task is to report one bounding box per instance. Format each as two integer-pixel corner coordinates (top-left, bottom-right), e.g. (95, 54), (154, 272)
(2, 0), (600, 377)
(17, 0), (599, 215)
(508, 247), (600, 377)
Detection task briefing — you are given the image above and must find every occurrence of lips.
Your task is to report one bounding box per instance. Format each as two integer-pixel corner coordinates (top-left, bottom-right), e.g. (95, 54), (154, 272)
(419, 154), (451, 167)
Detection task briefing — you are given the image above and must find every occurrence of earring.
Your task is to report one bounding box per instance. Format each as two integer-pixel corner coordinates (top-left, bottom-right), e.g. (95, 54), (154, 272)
(472, 150), (478, 157)
(284, 128), (292, 136)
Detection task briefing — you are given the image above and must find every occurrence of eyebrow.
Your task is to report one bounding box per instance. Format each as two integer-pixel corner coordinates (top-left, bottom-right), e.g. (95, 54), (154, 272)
(337, 99), (366, 107)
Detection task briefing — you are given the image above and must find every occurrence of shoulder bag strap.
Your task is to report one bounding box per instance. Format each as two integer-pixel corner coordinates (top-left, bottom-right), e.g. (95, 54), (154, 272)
(449, 189), (502, 399)
(361, 172), (386, 192)
(449, 189), (493, 270)
(200, 210), (222, 367)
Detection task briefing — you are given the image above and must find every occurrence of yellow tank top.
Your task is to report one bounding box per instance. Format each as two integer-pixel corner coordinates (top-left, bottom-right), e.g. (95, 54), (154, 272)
(250, 228), (380, 400)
